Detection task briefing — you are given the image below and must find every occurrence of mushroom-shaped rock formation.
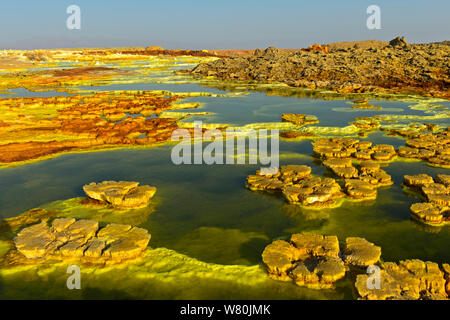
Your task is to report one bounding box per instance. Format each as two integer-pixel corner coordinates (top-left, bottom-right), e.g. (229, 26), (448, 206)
(444, 264), (450, 297)
(395, 128), (450, 168)
(342, 237), (381, 267)
(313, 138), (396, 162)
(403, 174), (450, 226)
(436, 174), (450, 187)
(403, 174), (435, 187)
(246, 160), (391, 207)
(13, 218), (150, 263)
(344, 179), (377, 199)
(247, 165), (345, 208)
(282, 177), (344, 208)
(281, 113), (319, 127)
(262, 234), (345, 288)
(262, 233), (382, 289)
(83, 181), (157, 208)
(355, 259), (449, 300)
(322, 156), (392, 188)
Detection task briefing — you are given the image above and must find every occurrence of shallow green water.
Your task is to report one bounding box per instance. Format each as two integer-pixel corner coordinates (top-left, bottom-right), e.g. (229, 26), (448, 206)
(0, 78), (449, 299)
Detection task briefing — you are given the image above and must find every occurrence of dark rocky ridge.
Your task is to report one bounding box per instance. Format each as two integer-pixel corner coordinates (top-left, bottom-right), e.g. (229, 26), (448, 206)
(191, 38), (450, 98)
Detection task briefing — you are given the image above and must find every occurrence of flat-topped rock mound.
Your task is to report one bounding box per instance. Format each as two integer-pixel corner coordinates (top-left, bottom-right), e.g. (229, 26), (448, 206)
(356, 259), (449, 300)
(281, 114), (319, 127)
(13, 218), (150, 264)
(246, 161), (391, 207)
(403, 174), (450, 226)
(312, 138), (395, 200)
(83, 181), (157, 208)
(246, 165), (345, 208)
(263, 233), (448, 299)
(396, 129), (450, 168)
(313, 138), (396, 162)
(262, 233), (381, 288)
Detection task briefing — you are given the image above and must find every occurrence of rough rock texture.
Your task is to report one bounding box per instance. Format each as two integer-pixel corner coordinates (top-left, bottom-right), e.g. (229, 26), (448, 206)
(246, 158), (391, 206)
(389, 36), (408, 48)
(344, 179), (377, 199)
(396, 129), (450, 168)
(281, 114), (319, 127)
(13, 218), (150, 263)
(342, 237), (381, 267)
(313, 138), (393, 200)
(323, 157), (392, 188)
(247, 165), (345, 208)
(403, 174), (450, 226)
(191, 40), (450, 98)
(0, 91), (183, 164)
(313, 138), (396, 162)
(83, 181), (157, 208)
(0, 208), (58, 235)
(356, 259), (449, 300)
(444, 264), (450, 297)
(262, 233), (380, 288)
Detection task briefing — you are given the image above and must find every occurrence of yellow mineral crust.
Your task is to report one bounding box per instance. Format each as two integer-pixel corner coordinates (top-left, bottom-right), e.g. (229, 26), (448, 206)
(313, 138), (396, 162)
(83, 181), (157, 208)
(12, 218), (150, 264)
(403, 174), (450, 226)
(246, 161), (391, 208)
(342, 237), (381, 267)
(392, 127), (450, 168)
(356, 259), (449, 300)
(262, 233), (381, 289)
(281, 113), (319, 127)
(247, 165), (346, 208)
(0, 91), (188, 166)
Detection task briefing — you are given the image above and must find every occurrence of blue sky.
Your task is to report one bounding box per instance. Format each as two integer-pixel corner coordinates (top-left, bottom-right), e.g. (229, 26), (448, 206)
(0, 0), (449, 49)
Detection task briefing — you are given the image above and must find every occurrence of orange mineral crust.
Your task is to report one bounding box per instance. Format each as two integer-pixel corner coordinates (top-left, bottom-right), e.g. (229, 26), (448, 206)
(0, 91), (186, 164)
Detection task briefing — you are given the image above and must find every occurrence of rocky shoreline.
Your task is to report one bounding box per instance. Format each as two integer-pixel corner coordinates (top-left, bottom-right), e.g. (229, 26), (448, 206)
(191, 38), (450, 99)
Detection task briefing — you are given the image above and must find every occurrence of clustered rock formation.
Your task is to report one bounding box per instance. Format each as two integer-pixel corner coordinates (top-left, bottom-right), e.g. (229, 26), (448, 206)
(356, 260), (449, 300)
(14, 218), (150, 263)
(403, 173), (450, 225)
(350, 99), (382, 110)
(246, 159), (392, 207)
(313, 138), (394, 199)
(0, 91), (183, 163)
(262, 233), (381, 288)
(191, 39), (450, 98)
(349, 116), (381, 131)
(395, 128), (450, 168)
(247, 165), (345, 208)
(281, 113), (319, 127)
(263, 233), (449, 299)
(83, 181), (157, 208)
(313, 138), (396, 162)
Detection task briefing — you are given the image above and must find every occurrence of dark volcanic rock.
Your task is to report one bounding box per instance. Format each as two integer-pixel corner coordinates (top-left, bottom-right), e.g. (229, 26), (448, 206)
(191, 40), (450, 98)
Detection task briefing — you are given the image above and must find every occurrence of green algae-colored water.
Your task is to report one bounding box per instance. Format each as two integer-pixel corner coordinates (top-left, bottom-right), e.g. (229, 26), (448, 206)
(0, 76), (449, 299)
